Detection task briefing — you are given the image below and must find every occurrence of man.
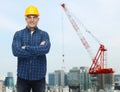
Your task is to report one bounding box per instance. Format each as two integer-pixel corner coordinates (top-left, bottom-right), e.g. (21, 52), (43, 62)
(12, 5), (51, 92)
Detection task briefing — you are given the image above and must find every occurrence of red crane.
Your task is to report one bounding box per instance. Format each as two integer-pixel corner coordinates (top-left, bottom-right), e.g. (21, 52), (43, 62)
(61, 3), (114, 74)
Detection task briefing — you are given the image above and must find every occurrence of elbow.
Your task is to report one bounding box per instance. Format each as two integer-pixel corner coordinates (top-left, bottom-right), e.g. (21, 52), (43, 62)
(12, 50), (18, 56)
(45, 48), (50, 54)
(42, 45), (51, 54)
(12, 45), (18, 57)
(46, 44), (51, 54)
(12, 51), (18, 57)
(12, 47), (20, 57)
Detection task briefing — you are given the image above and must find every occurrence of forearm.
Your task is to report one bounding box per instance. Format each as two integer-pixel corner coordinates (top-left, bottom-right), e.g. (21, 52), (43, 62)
(25, 40), (51, 55)
(12, 31), (33, 58)
(12, 45), (32, 57)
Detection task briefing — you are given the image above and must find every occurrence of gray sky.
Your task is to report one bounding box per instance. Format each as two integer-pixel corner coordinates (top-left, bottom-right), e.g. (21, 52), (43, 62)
(0, 0), (120, 82)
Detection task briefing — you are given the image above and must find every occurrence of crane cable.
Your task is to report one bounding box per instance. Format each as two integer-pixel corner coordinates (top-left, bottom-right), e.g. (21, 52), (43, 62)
(73, 14), (102, 45)
(73, 14), (108, 68)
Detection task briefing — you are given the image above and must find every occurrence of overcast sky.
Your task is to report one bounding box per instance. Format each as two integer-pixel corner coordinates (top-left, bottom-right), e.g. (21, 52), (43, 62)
(0, 0), (120, 82)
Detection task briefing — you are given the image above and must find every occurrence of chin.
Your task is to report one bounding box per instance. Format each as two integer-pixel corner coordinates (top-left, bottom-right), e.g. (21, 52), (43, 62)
(29, 26), (36, 28)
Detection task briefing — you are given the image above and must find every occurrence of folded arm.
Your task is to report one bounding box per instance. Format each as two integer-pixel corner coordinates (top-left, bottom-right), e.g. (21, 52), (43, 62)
(12, 31), (32, 57)
(25, 32), (51, 56)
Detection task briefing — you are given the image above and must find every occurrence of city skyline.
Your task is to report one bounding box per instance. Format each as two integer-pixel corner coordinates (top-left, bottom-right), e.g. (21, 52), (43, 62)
(0, 0), (120, 81)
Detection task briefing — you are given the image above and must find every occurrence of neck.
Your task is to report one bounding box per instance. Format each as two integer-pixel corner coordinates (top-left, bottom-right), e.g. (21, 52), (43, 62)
(27, 26), (36, 32)
(30, 28), (34, 32)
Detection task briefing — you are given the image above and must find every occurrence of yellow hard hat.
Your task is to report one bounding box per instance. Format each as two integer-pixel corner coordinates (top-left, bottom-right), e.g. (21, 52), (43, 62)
(25, 5), (40, 16)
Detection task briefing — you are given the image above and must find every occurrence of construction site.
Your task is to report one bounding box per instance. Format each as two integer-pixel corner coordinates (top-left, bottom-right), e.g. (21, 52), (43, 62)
(0, 1), (119, 92)
(54, 3), (115, 92)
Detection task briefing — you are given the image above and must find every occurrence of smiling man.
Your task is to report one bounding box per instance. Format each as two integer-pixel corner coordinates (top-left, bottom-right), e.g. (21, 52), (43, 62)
(12, 5), (51, 92)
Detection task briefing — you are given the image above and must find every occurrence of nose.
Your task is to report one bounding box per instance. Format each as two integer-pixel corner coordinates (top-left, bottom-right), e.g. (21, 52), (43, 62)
(30, 17), (34, 21)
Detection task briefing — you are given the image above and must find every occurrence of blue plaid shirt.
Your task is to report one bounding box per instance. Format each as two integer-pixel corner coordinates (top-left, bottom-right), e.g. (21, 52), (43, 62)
(12, 27), (51, 80)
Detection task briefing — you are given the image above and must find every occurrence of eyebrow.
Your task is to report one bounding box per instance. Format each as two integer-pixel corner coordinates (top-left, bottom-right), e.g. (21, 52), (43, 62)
(26, 15), (38, 18)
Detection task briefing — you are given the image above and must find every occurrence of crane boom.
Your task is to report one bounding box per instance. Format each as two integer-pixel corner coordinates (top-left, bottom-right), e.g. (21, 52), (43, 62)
(61, 3), (114, 74)
(61, 3), (94, 59)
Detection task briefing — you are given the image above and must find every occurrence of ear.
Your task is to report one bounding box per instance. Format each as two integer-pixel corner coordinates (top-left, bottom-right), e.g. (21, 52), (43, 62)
(38, 17), (40, 21)
(25, 17), (27, 21)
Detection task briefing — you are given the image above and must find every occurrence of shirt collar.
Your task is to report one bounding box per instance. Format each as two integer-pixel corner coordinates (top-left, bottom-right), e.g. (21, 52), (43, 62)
(26, 26), (38, 32)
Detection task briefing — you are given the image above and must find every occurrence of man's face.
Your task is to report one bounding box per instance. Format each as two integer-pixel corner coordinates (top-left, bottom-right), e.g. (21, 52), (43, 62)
(25, 15), (39, 29)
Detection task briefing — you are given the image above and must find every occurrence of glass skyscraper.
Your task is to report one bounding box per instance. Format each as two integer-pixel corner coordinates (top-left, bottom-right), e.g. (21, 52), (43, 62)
(4, 72), (14, 89)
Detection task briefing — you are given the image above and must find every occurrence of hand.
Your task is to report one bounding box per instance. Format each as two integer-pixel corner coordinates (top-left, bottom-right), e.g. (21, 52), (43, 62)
(40, 41), (45, 45)
(21, 46), (26, 49)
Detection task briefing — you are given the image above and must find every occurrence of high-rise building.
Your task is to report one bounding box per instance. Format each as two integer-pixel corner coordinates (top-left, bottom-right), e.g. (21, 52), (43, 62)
(64, 73), (68, 86)
(67, 66), (91, 92)
(54, 70), (65, 86)
(4, 72), (14, 89)
(114, 74), (120, 90)
(68, 67), (80, 88)
(80, 66), (91, 91)
(48, 73), (54, 86)
(67, 67), (80, 92)
(48, 70), (66, 87)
